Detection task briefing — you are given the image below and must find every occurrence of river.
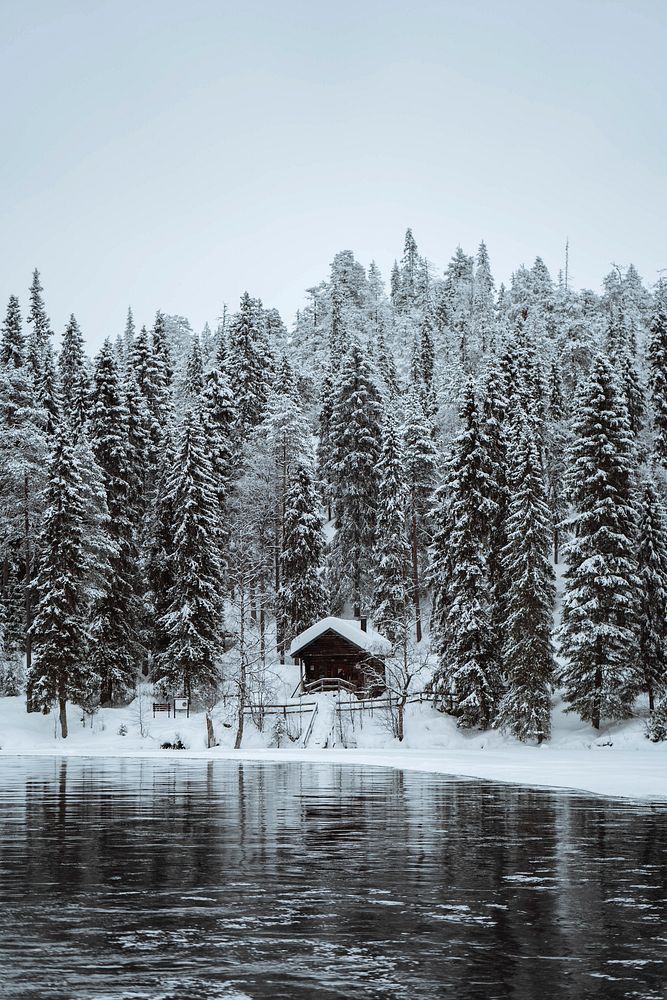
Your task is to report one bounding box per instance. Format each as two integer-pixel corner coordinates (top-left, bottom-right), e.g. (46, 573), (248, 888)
(0, 757), (664, 999)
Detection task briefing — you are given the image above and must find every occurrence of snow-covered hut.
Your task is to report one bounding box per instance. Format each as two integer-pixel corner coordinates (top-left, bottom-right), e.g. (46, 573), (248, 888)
(290, 616), (391, 695)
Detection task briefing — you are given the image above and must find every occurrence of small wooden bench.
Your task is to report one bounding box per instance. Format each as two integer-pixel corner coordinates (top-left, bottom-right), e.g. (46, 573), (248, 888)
(152, 702), (171, 718)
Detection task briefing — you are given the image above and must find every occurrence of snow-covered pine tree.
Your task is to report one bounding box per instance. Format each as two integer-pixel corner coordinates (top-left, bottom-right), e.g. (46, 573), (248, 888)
(558, 355), (641, 729)
(472, 240), (495, 356)
(27, 430), (93, 737)
(58, 314), (90, 438)
(123, 306), (136, 358)
(402, 387), (438, 642)
(479, 361), (510, 674)
(372, 414), (411, 644)
(399, 227), (419, 308)
(152, 310), (174, 390)
(616, 351), (645, 440)
(183, 336), (204, 400)
(227, 292), (270, 432)
(496, 424), (555, 742)
(154, 407), (225, 699)
(38, 344), (61, 435)
(88, 340), (144, 703)
(201, 363), (237, 513)
(635, 477), (667, 711)
(275, 460), (328, 653)
(544, 359), (570, 563)
(390, 261), (401, 308)
(328, 340), (383, 617)
(1, 296), (24, 369)
(429, 380), (498, 728)
(146, 434), (177, 662)
(25, 269), (53, 385)
(316, 361), (337, 522)
(0, 333), (48, 684)
(130, 324), (169, 481)
(260, 391), (310, 649)
(648, 287), (667, 463)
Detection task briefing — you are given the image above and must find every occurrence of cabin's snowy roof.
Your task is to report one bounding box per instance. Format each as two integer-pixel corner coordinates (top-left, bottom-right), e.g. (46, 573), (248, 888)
(289, 616), (392, 657)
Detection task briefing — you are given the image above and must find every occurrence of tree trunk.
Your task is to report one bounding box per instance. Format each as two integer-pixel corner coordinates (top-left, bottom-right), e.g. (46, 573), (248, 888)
(553, 524), (560, 565)
(592, 663), (602, 730)
(59, 697), (68, 739)
(397, 699), (405, 742)
(206, 712), (216, 749)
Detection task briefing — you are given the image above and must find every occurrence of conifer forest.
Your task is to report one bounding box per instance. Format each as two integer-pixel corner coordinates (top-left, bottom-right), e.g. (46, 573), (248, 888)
(2, 232), (667, 746)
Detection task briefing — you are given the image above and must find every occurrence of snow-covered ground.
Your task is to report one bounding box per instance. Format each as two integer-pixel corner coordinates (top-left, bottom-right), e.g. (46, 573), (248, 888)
(1, 692), (665, 802)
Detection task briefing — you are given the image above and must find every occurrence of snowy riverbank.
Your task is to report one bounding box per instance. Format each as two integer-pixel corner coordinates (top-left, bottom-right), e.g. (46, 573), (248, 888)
(1, 694), (665, 801)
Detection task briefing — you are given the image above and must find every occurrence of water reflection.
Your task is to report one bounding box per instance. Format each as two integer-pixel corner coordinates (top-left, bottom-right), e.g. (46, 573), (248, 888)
(0, 757), (665, 999)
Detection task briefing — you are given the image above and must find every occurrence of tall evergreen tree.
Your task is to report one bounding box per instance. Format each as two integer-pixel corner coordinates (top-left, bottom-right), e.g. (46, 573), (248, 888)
(496, 425), (555, 742)
(328, 341), (383, 616)
(402, 388), (437, 642)
(648, 289), (667, 463)
(26, 269), (53, 384)
(635, 478), (667, 711)
(275, 460), (328, 653)
(27, 431), (93, 738)
(154, 408), (225, 699)
(88, 340), (143, 703)
(183, 337), (204, 399)
(429, 381), (498, 728)
(373, 415), (411, 644)
(58, 314), (90, 437)
(1, 296), (24, 369)
(227, 292), (270, 432)
(558, 356), (641, 728)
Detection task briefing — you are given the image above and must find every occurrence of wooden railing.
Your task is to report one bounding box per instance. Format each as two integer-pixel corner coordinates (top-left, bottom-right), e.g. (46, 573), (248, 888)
(301, 677), (358, 694)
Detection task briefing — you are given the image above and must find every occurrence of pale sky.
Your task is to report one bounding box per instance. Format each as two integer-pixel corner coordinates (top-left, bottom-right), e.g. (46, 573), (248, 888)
(1, 0), (665, 349)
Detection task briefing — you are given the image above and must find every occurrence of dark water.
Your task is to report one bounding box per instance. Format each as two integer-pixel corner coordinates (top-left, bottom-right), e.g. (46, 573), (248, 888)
(0, 758), (665, 1000)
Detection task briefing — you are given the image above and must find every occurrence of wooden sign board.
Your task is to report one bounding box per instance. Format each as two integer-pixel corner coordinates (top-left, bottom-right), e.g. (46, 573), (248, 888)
(173, 698), (190, 716)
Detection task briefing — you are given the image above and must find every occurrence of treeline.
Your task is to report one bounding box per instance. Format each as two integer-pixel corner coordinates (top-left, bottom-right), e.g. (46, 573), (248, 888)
(1, 231), (667, 743)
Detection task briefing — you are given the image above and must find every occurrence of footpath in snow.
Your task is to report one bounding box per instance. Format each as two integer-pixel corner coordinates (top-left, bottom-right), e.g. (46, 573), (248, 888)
(0, 694), (665, 802)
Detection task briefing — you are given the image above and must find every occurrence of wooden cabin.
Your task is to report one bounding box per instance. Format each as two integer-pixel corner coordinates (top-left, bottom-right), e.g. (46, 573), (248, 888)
(290, 616), (391, 696)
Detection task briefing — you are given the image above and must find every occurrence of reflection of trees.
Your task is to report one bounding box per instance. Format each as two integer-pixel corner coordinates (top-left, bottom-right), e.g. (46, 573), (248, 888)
(0, 759), (665, 998)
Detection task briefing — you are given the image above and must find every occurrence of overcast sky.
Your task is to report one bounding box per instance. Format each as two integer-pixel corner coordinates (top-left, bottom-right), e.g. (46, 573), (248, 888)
(1, 0), (665, 349)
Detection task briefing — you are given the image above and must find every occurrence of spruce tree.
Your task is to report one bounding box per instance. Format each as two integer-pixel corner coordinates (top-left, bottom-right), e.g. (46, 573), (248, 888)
(372, 415), (411, 644)
(429, 381), (498, 728)
(26, 269), (53, 384)
(648, 289), (667, 463)
(183, 337), (204, 399)
(123, 307), (135, 357)
(402, 388), (437, 642)
(328, 340), (383, 616)
(27, 430), (93, 737)
(635, 478), (667, 710)
(201, 363), (237, 515)
(227, 292), (269, 432)
(276, 460), (328, 652)
(496, 425), (555, 742)
(558, 356), (641, 728)
(88, 340), (144, 703)
(0, 341), (48, 683)
(154, 408), (225, 699)
(58, 314), (90, 437)
(479, 361), (510, 674)
(1, 296), (24, 369)
(316, 362), (337, 521)
(147, 435), (178, 663)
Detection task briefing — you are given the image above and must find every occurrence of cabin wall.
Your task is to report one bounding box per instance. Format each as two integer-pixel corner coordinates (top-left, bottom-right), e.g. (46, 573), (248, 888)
(297, 632), (385, 693)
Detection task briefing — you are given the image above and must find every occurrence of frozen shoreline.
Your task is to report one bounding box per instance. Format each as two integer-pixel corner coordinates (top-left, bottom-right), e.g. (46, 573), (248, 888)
(2, 695), (666, 802)
(3, 744), (666, 803)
